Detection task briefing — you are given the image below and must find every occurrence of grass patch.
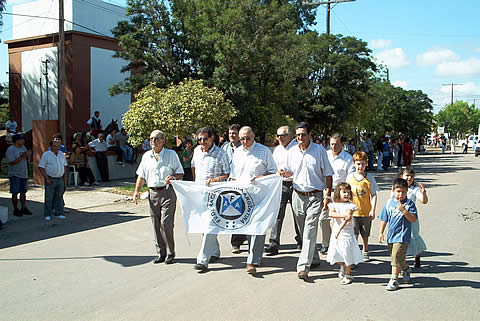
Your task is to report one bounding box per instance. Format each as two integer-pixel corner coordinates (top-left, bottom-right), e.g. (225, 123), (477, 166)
(0, 159), (34, 179)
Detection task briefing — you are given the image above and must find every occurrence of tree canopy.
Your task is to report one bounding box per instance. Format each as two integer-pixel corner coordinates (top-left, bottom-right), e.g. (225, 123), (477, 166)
(435, 101), (480, 137)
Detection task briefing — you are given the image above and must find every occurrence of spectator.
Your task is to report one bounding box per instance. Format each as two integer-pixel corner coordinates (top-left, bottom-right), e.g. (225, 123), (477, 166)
(106, 128), (124, 164)
(72, 132), (89, 152)
(69, 142), (98, 186)
(348, 139), (356, 155)
(5, 112), (18, 144)
(87, 111), (102, 137)
(116, 128), (134, 164)
(180, 138), (194, 181)
(6, 134), (32, 217)
(50, 133), (67, 153)
(88, 132), (109, 182)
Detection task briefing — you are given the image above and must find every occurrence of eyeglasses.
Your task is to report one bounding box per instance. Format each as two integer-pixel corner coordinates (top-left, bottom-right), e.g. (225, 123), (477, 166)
(296, 133), (308, 137)
(198, 137), (210, 142)
(239, 136), (252, 141)
(277, 133), (289, 137)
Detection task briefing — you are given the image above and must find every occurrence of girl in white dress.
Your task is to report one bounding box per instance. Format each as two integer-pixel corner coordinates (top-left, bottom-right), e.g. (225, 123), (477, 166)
(398, 167), (428, 268)
(327, 182), (364, 285)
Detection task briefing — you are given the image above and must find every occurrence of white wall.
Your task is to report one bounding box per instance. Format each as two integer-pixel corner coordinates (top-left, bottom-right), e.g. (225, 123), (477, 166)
(12, 0), (126, 40)
(21, 47), (58, 132)
(90, 47), (130, 130)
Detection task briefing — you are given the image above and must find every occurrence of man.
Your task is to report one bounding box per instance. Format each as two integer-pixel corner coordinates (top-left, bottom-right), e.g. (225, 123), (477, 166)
(116, 128), (134, 163)
(87, 111), (102, 137)
(88, 133), (109, 182)
(6, 134), (32, 217)
(221, 123), (246, 254)
(282, 122), (333, 280)
(5, 113), (18, 144)
(319, 133), (355, 254)
(366, 134), (376, 171)
(192, 127), (230, 271)
(230, 126), (277, 275)
(265, 126), (302, 255)
(134, 130), (184, 265)
(38, 140), (68, 221)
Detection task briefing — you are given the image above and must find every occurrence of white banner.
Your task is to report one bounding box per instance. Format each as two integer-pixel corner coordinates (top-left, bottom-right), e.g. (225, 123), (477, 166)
(171, 175), (282, 235)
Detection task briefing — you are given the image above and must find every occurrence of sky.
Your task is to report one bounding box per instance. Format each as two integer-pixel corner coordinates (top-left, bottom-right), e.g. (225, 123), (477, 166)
(1, 0), (480, 113)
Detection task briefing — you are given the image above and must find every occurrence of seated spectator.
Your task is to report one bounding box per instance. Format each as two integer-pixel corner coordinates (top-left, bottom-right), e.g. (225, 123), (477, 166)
(106, 128), (124, 165)
(69, 143), (99, 186)
(116, 128), (134, 164)
(72, 132), (89, 152)
(88, 132), (109, 182)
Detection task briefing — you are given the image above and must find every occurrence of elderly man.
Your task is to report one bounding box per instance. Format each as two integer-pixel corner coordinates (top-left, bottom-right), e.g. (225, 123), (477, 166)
(265, 126), (302, 255)
(134, 130), (184, 264)
(221, 123), (247, 254)
(192, 127), (231, 272)
(88, 132), (109, 182)
(319, 133), (355, 254)
(38, 140), (68, 221)
(231, 126), (277, 275)
(282, 122), (333, 280)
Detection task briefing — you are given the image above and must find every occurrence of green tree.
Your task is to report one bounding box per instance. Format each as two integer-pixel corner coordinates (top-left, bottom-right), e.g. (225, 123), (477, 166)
(0, 83), (8, 128)
(122, 79), (237, 146)
(435, 101), (480, 137)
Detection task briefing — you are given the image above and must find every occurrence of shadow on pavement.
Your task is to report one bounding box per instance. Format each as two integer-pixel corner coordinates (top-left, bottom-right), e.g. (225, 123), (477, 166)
(0, 255), (156, 268)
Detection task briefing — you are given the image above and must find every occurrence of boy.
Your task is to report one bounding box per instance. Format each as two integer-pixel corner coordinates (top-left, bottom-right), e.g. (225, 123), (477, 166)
(379, 178), (418, 291)
(347, 151), (379, 261)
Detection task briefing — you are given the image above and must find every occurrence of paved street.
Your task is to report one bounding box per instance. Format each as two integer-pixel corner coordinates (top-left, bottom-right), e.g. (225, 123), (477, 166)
(0, 151), (479, 320)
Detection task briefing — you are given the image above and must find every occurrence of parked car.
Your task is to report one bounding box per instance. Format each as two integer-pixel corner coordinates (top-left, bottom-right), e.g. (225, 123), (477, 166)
(458, 135), (479, 150)
(475, 144), (480, 157)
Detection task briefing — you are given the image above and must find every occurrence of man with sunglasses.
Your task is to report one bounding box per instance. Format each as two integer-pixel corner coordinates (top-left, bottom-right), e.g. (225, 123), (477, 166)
(134, 130), (184, 265)
(264, 126), (302, 256)
(192, 127), (230, 272)
(230, 126), (277, 275)
(281, 122), (333, 280)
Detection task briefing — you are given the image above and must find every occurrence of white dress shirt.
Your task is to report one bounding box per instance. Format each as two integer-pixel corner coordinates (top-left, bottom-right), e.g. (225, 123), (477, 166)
(273, 140), (297, 182)
(192, 144), (230, 183)
(38, 150), (67, 178)
(88, 139), (108, 152)
(285, 142), (334, 192)
(136, 148), (184, 187)
(327, 149), (355, 188)
(230, 142), (277, 181)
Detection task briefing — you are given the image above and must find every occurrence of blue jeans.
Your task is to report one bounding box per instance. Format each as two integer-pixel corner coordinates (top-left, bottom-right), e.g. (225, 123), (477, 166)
(44, 177), (65, 217)
(120, 145), (133, 162)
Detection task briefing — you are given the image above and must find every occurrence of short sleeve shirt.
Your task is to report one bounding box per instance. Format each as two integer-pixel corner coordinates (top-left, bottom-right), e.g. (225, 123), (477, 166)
(273, 140), (297, 182)
(379, 198), (418, 243)
(38, 150), (67, 178)
(327, 149), (355, 188)
(192, 144), (230, 183)
(230, 142), (277, 181)
(88, 139), (108, 152)
(347, 172), (379, 217)
(6, 145), (28, 178)
(136, 148), (184, 188)
(6, 120), (17, 133)
(221, 141), (242, 166)
(116, 133), (129, 146)
(106, 134), (117, 148)
(285, 142), (334, 192)
(328, 202), (358, 237)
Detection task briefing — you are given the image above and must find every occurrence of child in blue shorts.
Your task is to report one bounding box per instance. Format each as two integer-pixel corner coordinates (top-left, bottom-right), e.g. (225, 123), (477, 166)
(379, 178), (418, 291)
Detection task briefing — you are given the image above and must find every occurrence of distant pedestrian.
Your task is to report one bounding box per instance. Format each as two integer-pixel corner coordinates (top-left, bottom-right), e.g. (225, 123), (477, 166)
(87, 111), (102, 137)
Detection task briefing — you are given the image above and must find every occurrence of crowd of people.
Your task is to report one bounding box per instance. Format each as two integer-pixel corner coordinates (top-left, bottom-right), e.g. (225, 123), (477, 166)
(132, 122), (429, 291)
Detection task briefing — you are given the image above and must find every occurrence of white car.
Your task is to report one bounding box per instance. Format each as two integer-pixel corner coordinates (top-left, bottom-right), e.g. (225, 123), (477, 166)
(458, 135), (479, 150)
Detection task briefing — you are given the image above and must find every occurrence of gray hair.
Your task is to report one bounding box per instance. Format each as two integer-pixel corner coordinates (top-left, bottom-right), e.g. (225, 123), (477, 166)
(277, 126), (292, 135)
(240, 126), (254, 135)
(150, 130), (165, 139)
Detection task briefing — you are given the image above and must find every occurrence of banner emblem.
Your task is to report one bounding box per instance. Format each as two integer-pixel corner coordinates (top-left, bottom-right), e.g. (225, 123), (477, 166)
(208, 187), (254, 230)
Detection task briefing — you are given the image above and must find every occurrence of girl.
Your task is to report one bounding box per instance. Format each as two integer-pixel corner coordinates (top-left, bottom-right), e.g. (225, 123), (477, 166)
(327, 182), (364, 285)
(398, 167), (428, 268)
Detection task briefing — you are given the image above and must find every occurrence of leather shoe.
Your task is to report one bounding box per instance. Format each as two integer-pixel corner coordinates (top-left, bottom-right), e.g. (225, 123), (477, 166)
(297, 271), (308, 280)
(209, 256), (219, 263)
(311, 262), (321, 269)
(152, 256), (166, 264)
(232, 246), (241, 254)
(165, 254), (175, 264)
(320, 246), (328, 255)
(194, 264), (208, 271)
(246, 264), (256, 275)
(264, 246), (278, 256)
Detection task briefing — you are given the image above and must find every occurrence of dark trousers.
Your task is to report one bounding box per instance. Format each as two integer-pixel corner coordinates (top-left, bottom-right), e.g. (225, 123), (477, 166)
(44, 177), (65, 217)
(183, 167), (193, 181)
(231, 234), (248, 247)
(149, 187), (176, 256)
(95, 151), (109, 181)
(108, 146), (123, 162)
(268, 182), (302, 248)
(368, 151), (375, 169)
(79, 167), (95, 184)
(382, 154), (390, 170)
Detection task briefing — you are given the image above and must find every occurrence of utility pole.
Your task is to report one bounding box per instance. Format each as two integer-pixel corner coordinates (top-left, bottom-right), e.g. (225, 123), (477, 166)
(312, 0), (356, 35)
(38, 78), (44, 119)
(442, 83), (463, 106)
(41, 59), (50, 120)
(59, 0), (66, 140)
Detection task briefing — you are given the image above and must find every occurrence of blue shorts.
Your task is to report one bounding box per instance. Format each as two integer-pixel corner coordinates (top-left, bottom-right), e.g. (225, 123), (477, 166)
(9, 176), (28, 194)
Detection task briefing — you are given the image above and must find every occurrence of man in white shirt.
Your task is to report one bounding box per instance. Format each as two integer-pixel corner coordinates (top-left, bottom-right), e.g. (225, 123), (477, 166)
(192, 127), (230, 272)
(319, 133), (355, 254)
(134, 130), (184, 265)
(282, 122), (333, 280)
(88, 133), (109, 182)
(230, 126), (277, 275)
(38, 140), (68, 221)
(265, 126), (302, 255)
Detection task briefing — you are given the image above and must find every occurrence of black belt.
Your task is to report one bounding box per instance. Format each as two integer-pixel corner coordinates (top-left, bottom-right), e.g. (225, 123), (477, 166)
(282, 181), (293, 186)
(150, 186), (166, 191)
(293, 188), (321, 196)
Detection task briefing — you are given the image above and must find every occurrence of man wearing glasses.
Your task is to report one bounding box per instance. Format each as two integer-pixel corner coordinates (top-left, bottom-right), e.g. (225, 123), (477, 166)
(230, 126), (277, 275)
(192, 127), (230, 272)
(264, 126), (302, 256)
(281, 122), (333, 280)
(134, 130), (184, 265)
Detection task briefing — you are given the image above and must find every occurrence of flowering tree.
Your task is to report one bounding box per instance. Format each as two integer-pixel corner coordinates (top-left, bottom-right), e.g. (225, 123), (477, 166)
(123, 79), (236, 146)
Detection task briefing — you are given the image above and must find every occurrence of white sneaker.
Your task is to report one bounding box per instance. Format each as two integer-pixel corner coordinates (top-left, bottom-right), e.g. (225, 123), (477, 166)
(92, 181), (100, 186)
(402, 269), (411, 283)
(55, 215), (66, 219)
(44, 216), (51, 221)
(341, 276), (353, 285)
(386, 278), (399, 291)
(338, 265), (345, 279)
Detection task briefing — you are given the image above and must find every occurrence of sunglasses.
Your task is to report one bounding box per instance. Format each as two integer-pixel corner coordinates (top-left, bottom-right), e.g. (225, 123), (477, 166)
(198, 137), (210, 142)
(296, 133), (308, 137)
(240, 136), (253, 141)
(277, 133), (289, 137)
